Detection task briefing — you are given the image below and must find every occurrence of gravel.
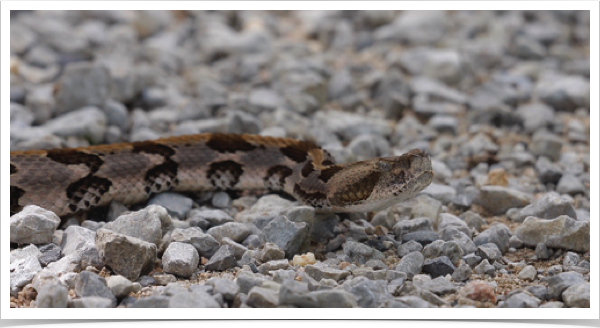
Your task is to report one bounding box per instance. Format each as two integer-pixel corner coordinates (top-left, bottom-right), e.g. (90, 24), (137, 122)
(10, 10), (590, 309)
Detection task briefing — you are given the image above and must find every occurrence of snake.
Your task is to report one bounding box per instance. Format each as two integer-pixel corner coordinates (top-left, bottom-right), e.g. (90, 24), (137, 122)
(10, 133), (434, 217)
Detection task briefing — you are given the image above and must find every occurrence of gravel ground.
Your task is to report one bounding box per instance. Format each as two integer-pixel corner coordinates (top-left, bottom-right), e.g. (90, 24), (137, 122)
(10, 10), (590, 308)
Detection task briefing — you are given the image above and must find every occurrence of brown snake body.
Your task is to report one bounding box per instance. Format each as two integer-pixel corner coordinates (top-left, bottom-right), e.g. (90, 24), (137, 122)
(10, 133), (433, 217)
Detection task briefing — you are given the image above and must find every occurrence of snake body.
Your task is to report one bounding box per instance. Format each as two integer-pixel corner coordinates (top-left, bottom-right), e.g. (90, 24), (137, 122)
(10, 133), (433, 217)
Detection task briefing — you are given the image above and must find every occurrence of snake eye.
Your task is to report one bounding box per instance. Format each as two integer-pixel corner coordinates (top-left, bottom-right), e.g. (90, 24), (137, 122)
(378, 161), (392, 172)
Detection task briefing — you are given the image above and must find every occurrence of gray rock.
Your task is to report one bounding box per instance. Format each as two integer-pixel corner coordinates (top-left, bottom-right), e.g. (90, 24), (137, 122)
(10, 205), (61, 244)
(45, 255), (80, 276)
(279, 281), (357, 308)
(55, 62), (111, 115)
(459, 211), (485, 232)
(562, 283), (590, 308)
(397, 240), (424, 257)
(536, 75), (590, 111)
(37, 243), (62, 266)
(406, 195), (443, 223)
(153, 274), (177, 286)
(95, 228), (156, 281)
(396, 251), (424, 279)
(314, 111), (393, 141)
(526, 285), (548, 301)
(235, 271), (265, 294)
(515, 192), (576, 222)
(440, 227), (477, 255)
(473, 259), (496, 276)
(99, 275), (130, 301)
(10, 257), (42, 294)
(261, 216), (309, 258)
(208, 222), (252, 243)
(36, 283), (68, 308)
(205, 245), (237, 272)
(328, 68), (353, 100)
(148, 193), (193, 219)
(539, 301), (564, 308)
(509, 235), (523, 249)
(344, 277), (389, 308)
(422, 240), (463, 266)
(518, 265), (537, 281)
(102, 100), (128, 131)
(60, 226), (96, 256)
(437, 213), (471, 237)
(169, 291), (221, 308)
(402, 231), (441, 246)
(71, 296), (114, 308)
(556, 174), (586, 195)
(476, 243), (502, 262)
(515, 215), (589, 252)
(376, 11), (447, 45)
(169, 227), (220, 258)
(10, 244), (41, 264)
(343, 240), (385, 264)
(562, 251), (580, 267)
(535, 243), (550, 260)
(162, 242), (199, 278)
(132, 295), (170, 308)
(531, 133), (563, 161)
(219, 237), (247, 260)
(451, 263), (472, 282)
(247, 286), (279, 308)
(422, 256), (456, 278)
(421, 183), (457, 205)
(305, 265), (350, 282)
(427, 115), (459, 135)
(104, 207), (164, 246)
(535, 156), (563, 184)
(248, 88), (284, 113)
(256, 243), (285, 262)
(346, 134), (390, 161)
(74, 271), (117, 307)
(547, 272), (585, 301)
(393, 217), (432, 238)
(212, 191), (232, 209)
(257, 259), (291, 274)
(41, 106), (107, 143)
(473, 224), (512, 254)
(188, 208), (228, 228)
(416, 275), (458, 295)
(502, 292), (540, 308)
(208, 278), (239, 302)
(161, 283), (189, 296)
(477, 186), (531, 215)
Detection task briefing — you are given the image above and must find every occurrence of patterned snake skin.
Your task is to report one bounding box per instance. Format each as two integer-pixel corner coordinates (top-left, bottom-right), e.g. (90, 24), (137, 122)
(10, 133), (434, 217)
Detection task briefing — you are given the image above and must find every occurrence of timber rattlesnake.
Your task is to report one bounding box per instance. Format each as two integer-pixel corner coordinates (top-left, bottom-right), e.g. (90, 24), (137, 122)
(10, 133), (433, 217)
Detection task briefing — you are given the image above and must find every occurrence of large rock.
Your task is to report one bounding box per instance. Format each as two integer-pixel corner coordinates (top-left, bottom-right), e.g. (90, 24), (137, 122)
(10, 205), (60, 244)
(343, 240), (385, 264)
(162, 242), (199, 278)
(205, 245), (237, 272)
(261, 216), (309, 258)
(54, 62), (111, 114)
(207, 222), (252, 243)
(473, 224), (512, 254)
(514, 192), (577, 222)
(477, 186), (531, 215)
(95, 228), (156, 281)
(74, 271), (117, 307)
(104, 206), (164, 246)
(169, 227), (220, 258)
(515, 216), (590, 252)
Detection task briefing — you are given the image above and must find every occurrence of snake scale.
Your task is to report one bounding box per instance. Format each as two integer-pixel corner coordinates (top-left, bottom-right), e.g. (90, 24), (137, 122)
(10, 133), (434, 217)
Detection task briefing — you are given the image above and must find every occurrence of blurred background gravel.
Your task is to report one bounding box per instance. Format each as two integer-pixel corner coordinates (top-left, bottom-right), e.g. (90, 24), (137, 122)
(10, 10), (590, 309)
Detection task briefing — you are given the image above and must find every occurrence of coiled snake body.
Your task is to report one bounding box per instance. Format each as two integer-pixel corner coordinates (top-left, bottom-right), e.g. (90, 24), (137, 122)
(10, 133), (433, 217)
